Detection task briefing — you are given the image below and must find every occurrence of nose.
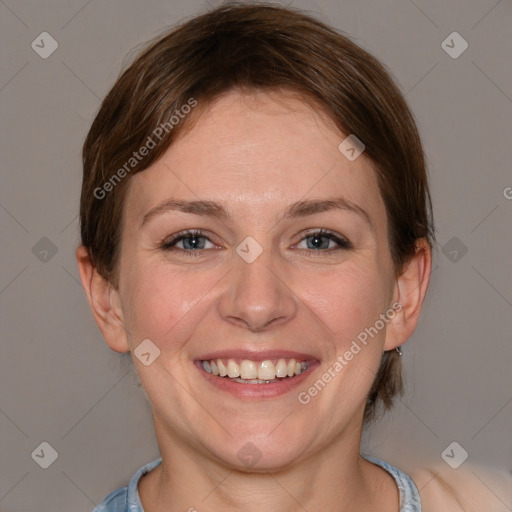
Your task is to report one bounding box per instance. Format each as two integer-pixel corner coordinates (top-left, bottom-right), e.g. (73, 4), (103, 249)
(218, 244), (298, 332)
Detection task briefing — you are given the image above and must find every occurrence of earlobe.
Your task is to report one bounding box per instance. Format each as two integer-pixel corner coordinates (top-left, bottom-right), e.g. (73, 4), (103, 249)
(384, 239), (432, 351)
(75, 245), (131, 353)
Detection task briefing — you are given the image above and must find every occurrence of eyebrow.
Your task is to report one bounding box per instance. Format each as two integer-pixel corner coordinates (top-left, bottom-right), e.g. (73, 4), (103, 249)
(140, 196), (373, 230)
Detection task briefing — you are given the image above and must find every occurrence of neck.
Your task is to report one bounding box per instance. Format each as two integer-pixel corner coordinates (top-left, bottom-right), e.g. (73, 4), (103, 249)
(138, 417), (399, 512)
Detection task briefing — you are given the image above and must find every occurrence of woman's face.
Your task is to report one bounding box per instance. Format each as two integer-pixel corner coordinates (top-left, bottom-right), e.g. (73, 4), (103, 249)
(113, 89), (401, 470)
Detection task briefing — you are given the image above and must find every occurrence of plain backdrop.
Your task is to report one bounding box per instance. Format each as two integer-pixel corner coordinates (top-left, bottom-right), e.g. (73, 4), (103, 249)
(1, 1), (511, 510)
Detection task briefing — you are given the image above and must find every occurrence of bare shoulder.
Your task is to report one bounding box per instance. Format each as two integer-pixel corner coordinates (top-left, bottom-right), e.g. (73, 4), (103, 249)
(409, 464), (512, 512)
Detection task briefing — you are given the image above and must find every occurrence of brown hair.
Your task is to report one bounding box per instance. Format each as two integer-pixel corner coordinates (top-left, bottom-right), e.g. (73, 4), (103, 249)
(79, 2), (435, 424)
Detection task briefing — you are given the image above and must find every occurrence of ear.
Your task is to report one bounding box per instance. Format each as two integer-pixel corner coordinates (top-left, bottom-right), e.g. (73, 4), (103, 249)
(384, 238), (432, 351)
(75, 245), (130, 353)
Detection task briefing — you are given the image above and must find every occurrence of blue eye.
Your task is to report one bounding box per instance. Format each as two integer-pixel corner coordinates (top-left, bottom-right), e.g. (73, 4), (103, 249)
(160, 230), (213, 255)
(160, 228), (351, 256)
(297, 229), (352, 252)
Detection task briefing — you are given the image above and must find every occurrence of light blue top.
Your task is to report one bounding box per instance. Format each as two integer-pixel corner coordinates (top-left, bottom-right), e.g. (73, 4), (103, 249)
(92, 454), (421, 511)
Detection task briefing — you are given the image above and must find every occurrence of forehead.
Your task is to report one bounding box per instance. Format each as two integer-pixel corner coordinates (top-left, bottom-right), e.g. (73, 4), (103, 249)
(123, 89), (386, 229)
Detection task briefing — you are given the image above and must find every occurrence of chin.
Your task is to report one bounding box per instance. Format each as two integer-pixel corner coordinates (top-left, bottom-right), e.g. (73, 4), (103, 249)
(201, 427), (312, 473)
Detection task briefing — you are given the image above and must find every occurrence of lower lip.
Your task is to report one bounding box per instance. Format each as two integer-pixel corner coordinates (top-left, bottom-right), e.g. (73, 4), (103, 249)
(194, 360), (320, 399)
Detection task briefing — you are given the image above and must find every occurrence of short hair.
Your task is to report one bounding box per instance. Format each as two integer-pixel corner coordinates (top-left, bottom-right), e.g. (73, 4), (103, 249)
(79, 2), (435, 424)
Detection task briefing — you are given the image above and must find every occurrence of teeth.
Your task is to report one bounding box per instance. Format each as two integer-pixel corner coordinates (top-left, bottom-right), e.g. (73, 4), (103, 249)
(240, 360), (257, 379)
(218, 360), (228, 377)
(227, 359), (240, 378)
(201, 357), (310, 382)
(233, 378), (276, 384)
(287, 359), (296, 377)
(275, 358), (288, 378)
(257, 360), (276, 380)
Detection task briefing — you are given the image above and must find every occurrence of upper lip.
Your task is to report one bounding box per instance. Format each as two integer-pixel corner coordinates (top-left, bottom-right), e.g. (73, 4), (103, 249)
(196, 349), (318, 362)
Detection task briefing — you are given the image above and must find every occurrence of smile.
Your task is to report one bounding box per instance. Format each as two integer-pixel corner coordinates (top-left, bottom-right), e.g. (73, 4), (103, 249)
(200, 358), (310, 383)
(195, 350), (320, 398)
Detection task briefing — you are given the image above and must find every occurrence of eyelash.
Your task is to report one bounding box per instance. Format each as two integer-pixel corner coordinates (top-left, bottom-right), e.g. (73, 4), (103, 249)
(159, 229), (352, 257)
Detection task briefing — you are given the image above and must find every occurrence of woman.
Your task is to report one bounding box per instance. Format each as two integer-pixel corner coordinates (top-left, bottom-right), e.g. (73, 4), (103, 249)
(76, 3), (459, 511)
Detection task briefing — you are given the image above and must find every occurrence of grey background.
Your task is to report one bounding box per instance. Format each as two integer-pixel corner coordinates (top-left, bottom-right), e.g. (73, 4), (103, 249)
(1, 0), (511, 510)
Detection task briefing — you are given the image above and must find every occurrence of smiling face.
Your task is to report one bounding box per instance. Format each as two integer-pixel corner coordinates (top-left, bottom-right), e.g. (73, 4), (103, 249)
(102, 89), (405, 470)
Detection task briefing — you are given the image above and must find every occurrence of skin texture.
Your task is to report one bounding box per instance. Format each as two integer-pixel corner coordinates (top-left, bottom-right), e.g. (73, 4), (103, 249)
(412, 465), (512, 511)
(76, 89), (432, 512)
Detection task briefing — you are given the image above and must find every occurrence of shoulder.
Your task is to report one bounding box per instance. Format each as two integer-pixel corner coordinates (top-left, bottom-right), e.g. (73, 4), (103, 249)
(92, 485), (128, 512)
(410, 464), (512, 512)
(91, 457), (162, 512)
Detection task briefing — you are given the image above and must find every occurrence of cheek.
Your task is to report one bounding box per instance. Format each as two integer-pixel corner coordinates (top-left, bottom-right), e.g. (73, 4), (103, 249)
(120, 248), (392, 358)
(299, 261), (388, 341)
(120, 260), (217, 351)
(298, 264), (390, 403)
